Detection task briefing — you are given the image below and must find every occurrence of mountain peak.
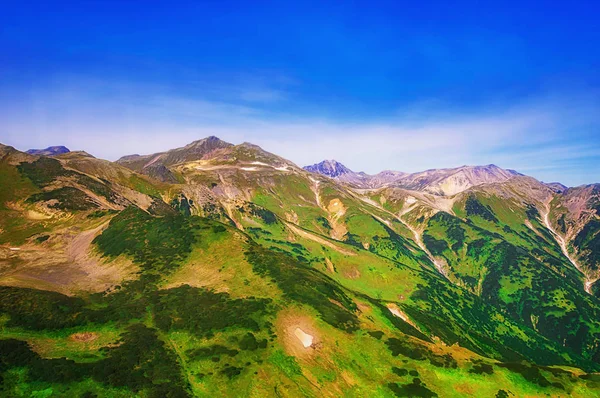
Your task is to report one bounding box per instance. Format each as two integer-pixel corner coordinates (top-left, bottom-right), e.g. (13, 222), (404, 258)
(26, 146), (70, 156)
(116, 136), (233, 182)
(184, 136), (232, 150)
(303, 160), (353, 177)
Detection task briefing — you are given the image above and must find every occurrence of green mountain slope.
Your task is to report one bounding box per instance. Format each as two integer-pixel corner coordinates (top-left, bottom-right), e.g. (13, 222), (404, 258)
(1, 139), (600, 397)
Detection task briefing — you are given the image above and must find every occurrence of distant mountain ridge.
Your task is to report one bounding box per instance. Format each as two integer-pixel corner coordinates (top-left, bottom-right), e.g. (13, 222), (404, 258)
(304, 159), (521, 195)
(26, 146), (70, 156)
(14, 141), (561, 196)
(303, 159), (353, 177)
(23, 142), (557, 196)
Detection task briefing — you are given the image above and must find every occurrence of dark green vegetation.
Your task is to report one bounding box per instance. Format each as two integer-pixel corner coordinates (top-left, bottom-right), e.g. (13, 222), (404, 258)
(0, 231), (273, 396)
(465, 195), (498, 222)
(0, 286), (89, 330)
(240, 203), (278, 225)
(186, 345), (239, 360)
(26, 187), (99, 210)
(93, 206), (196, 275)
(171, 193), (194, 216)
(573, 219), (600, 274)
(0, 325), (189, 398)
(17, 157), (72, 187)
(385, 337), (457, 368)
(402, 273), (579, 368)
(387, 378), (437, 398)
(369, 220), (434, 269)
(153, 285), (271, 337)
(422, 206), (600, 370)
(245, 244), (360, 332)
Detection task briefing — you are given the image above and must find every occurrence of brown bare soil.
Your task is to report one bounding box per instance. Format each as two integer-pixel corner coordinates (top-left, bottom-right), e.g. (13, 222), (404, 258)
(326, 198), (348, 241)
(275, 309), (321, 359)
(0, 221), (138, 295)
(69, 332), (99, 342)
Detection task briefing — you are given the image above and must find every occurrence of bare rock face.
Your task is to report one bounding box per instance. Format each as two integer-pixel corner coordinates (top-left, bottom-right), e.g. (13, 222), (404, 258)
(397, 164), (520, 196)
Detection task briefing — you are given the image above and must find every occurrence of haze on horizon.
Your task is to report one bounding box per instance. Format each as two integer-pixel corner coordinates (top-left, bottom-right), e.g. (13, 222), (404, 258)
(1, 1), (599, 186)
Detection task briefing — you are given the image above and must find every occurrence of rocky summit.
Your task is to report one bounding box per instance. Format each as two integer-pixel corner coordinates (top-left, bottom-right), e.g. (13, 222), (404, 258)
(304, 159), (353, 177)
(1, 136), (600, 397)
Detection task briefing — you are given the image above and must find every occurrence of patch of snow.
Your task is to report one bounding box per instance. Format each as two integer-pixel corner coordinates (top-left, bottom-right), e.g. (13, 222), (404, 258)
(143, 154), (163, 168)
(541, 200), (592, 294)
(250, 161), (269, 166)
(405, 196), (417, 204)
(387, 305), (409, 322)
(9, 247), (20, 251)
(294, 328), (313, 348)
(360, 196), (382, 208)
(399, 216), (448, 278)
(195, 164), (221, 171)
(286, 222), (355, 256)
(310, 178), (322, 208)
(240, 167), (258, 171)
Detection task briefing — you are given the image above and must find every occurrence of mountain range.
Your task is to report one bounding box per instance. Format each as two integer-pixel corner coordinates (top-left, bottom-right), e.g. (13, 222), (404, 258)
(1, 136), (600, 397)
(303, 159), (525, 195)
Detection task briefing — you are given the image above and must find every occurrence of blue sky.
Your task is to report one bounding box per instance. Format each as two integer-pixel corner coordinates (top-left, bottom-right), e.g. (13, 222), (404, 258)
(1, 1), (599, 186)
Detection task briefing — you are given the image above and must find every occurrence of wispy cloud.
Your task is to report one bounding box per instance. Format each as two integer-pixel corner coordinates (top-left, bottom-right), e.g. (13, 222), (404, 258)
(0, 76), (598, 186)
